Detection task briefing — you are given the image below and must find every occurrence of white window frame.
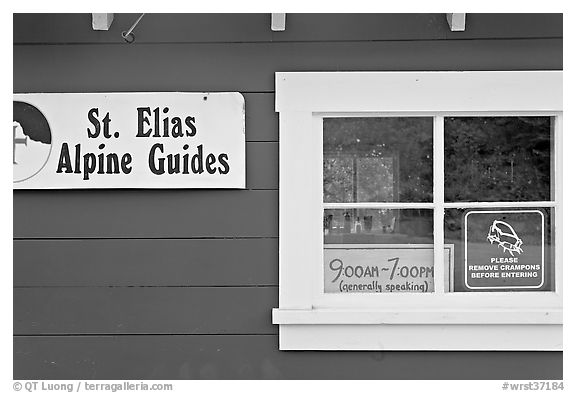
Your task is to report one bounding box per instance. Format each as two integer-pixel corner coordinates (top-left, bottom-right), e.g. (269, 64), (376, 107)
(272, 71), (562, 350)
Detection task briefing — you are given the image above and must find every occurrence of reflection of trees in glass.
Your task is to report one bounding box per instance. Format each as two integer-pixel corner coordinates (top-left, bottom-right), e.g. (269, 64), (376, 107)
(323, 118), (433, 203)
(444, 117), (551, 202)
(357, 157), (395, 202)
(323, 157), (354, 202)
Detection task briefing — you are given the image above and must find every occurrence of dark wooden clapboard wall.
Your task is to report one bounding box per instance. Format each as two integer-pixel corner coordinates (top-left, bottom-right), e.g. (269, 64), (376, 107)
(13, 13), (562, 379)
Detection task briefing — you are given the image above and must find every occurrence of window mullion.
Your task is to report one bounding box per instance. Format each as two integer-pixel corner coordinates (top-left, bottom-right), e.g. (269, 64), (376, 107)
(433, 116), (445, 294)
(322, 202), (434, 209)
(444, 201), (557, 208)
(553, 114), (563, 297)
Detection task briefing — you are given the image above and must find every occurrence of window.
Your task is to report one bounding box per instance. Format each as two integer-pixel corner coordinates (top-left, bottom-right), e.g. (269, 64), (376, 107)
(273, 71), (562, 350)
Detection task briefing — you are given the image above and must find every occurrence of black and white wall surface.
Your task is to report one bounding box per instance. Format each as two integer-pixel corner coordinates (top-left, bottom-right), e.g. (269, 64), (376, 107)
(13, 13), (562, 380)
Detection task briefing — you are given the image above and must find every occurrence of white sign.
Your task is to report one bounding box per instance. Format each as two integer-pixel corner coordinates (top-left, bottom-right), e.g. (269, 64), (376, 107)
(13, 93), (245, 189)
(324, 244), (454, 293)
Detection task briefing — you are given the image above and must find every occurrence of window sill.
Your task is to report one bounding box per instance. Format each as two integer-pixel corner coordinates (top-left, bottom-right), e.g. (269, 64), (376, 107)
(272, 308), (562, 325)
(273, 309), (562, 351)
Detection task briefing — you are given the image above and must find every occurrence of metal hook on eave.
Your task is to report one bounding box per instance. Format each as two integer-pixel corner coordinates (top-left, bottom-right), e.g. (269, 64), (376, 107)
(122, 13), (146, 44)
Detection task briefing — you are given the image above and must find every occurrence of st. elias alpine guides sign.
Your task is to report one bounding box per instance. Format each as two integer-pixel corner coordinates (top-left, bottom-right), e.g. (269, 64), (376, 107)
(13, 93), (245, 189)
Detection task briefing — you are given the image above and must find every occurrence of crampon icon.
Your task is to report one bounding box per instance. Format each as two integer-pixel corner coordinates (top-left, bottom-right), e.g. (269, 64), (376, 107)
(486, 220), (524, 257)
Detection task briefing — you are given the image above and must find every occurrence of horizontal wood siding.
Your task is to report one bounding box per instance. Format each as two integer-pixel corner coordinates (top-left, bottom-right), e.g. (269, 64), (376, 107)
(14, 288), (277, 335)
(14, 239), (278, 286)
(14, 190), (278, 238)
(14, 336), (562, 380)
(13, 13), (562, 379)
(244, 94), (277, 142)
(14, 39), (562, 93)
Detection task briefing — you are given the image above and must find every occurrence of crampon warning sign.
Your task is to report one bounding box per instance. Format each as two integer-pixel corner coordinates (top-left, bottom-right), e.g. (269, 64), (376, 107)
(464, 210), (545, 290)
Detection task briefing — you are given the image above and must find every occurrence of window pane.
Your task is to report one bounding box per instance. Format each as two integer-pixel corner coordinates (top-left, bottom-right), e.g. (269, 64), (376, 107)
(444, 117), (553, 202)
(444, 208), (554, 292)
(324, 118), (433, 203)
(324, 208), (434, 293)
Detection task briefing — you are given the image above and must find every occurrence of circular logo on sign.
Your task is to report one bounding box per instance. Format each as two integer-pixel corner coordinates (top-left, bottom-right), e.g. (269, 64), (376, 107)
(13, 101), (52, 183)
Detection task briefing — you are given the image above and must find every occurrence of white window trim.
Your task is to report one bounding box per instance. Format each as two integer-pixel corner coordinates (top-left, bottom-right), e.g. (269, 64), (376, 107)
(272, 71), (562, 350)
